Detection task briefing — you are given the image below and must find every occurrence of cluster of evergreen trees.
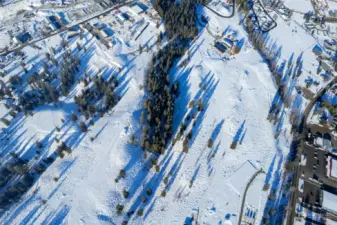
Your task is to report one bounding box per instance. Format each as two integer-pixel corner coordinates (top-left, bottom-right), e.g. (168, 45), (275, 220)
(140, 43), (182, 154)
(74, 74), (119, 118)
(0, 158), (34, 210)
(139, 0), (210, 155)
(154, 0), (209, 39)
(60, 51), (81, 96)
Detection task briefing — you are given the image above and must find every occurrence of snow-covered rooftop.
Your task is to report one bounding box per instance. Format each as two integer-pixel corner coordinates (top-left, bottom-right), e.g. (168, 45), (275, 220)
(129, 4), (144, 15)
(322, 190), (337, 214)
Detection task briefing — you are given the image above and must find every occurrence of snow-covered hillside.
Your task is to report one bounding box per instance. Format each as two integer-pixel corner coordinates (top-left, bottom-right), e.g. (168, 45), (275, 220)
(0, 0), (335, 224)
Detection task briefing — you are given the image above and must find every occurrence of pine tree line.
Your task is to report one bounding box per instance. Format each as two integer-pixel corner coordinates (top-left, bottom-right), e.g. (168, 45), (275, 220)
(140, 0), (209, 154)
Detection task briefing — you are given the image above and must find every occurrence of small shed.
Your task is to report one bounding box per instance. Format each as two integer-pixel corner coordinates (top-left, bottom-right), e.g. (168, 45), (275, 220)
(215, 41), (227, 53)
(312, 44), (323, 56)
(12, 32), (32, 44)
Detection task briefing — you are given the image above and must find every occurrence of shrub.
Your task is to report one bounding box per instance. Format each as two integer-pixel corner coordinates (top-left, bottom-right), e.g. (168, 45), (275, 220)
(207, 138), (214, 148)
(150, 158), (157, 168)
(137, 209), (144, 216)
(146, 189), (152, 196)
(123, 189), (129, 198)
(183, 139), (189, 153)
(116, 204), (124, 215)
(268, 209), (276, 215)
(119, 170), (126, 178)
(263, 184), (270, 191)
(89, 119), (94, 126)
(163, 177), (169, 184)
(130, 136), (136, 145)
(197, 100), (204, 111)
(36, 141), (43, 148)
(187, 131), (192, 140)
(79, 122), (87, 132)
(127, 210), (134, 217)
(189, 100), (194, 108)
(161, 190), (167, 197)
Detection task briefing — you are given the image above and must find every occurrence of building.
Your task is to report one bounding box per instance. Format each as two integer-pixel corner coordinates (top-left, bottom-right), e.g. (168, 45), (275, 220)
(45, 15), (62, 31)
(114, 11), (129, 23)
(12, 32), (32, 45)
(215, 41), (227, 53)
(322, 190), (337, 216)
(313, 45), (323, 56)
(129, 3), (146, 15)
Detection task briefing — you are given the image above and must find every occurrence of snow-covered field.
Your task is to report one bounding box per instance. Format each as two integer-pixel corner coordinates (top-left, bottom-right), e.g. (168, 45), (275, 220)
(283, 0), (313, 13)
(0, 0), (335, 224)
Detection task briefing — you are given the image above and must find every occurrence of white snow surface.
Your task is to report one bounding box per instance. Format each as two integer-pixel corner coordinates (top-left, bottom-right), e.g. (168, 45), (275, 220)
(283, 0), (313, 13)
(2, 0), (326, 224)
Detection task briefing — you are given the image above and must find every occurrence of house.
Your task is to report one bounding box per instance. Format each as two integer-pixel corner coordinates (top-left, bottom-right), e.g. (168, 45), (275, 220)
(312, 44), (323, 56)
(215, 41), (227, 53)
(12, 32), (32, 44)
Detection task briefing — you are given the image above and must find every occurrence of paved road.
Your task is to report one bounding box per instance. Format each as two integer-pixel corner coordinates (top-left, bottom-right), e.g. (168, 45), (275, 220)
(238, 168), (265, 225)
(0, 0), (135, 56)
(287, 75), (337, 225)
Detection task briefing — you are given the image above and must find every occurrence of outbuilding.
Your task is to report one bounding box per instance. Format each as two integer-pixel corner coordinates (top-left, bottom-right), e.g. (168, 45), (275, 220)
(12, 32), (32, 44)
(312, 44), (323, 56)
